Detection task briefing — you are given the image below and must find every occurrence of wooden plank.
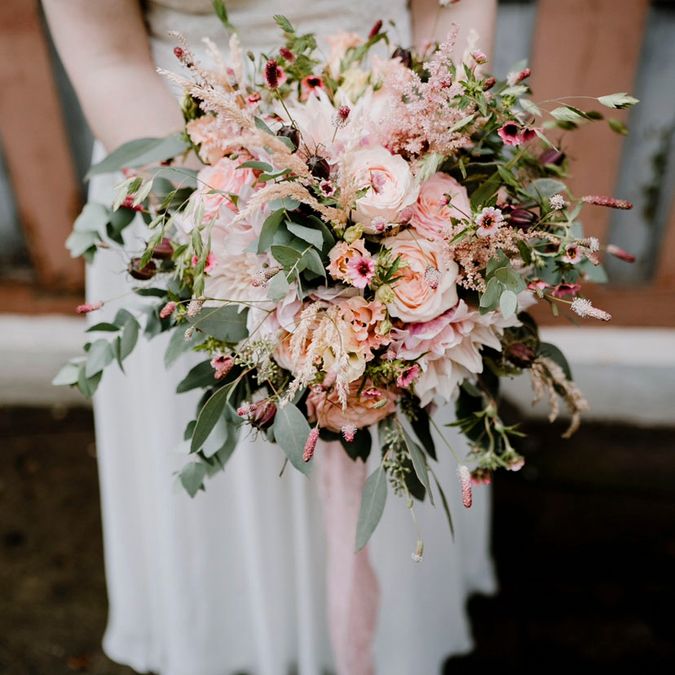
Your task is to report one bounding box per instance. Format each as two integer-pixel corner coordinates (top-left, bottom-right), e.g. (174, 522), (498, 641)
(655, 196), (675, 286)
(529, 0), (649, 244)
(0, 280), (82, 315)
(0, 0), (83, 290)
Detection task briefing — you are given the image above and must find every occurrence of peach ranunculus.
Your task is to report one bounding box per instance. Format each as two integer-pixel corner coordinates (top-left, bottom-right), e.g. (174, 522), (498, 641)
(196, 157), (256, 221)
(306, 380), (398, 432)
(337, 296), (390, 358)
(409, 172), (471, 241)
(381, 229), (459, 323)
(327, 239), (375, 288)
(343, 146), (419, 233)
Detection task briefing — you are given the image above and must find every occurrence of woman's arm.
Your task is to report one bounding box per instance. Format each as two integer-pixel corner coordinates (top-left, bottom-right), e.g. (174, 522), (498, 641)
(42, 0), (183, 151)
(411, 0), (498, 58)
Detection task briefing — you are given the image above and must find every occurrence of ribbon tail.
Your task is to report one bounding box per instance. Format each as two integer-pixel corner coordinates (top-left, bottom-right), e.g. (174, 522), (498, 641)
(318, 440), (380, 675)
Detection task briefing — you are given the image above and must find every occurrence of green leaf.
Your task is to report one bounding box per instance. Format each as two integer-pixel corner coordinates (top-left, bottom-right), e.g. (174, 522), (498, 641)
(273, 14), (296, 33)
(52, 362), (81, 386)
(355, 466), (387, 551)
(164, 326), (202, 368)
(266, 270), (291, 301)
(271, 244), (303, 269)
(403, 429), (433, 505)
(597, 92), (639, 109)
(550, 106), (584, 124)
(273, 403), (312, 475)
(470, 172), (500, 210)
(239, 160), (274, 172)
(431, 472), (454, 538)
(212, 0), (236, 30)
(179, 461), (207, 497)
(286, 221), (324, 249)
(301, 248), (326, 278)
(525, 178), (567, 201)
(189, 304), (249, 342)
(257, 209), (286, 253)
(479, 277), (502, 309)
(88, 133), (189, 176)
(494, 266), (526, 293)
(608, 118), (629, 135)
(538, 342), (573, 380)
(85, 339), (114, 378)
(86, 322), (120, 333)
(77, 363), (102, 398)
(176, 360), (216, 393)
(409, 407), (436, 461)
(341, 427), (372, 462)
(119, 315), (140, 360)
(499, 289), (518, 318)
(191, 383), (236, 453)
(520, 98), (542, 117)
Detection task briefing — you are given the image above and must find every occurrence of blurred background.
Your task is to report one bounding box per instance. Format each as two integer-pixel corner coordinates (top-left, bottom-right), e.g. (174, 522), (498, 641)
(0, 0), (673, 672)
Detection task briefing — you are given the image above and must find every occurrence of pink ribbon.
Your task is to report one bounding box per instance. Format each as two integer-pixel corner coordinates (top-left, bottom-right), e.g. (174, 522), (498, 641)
(318, 440), (380, 675)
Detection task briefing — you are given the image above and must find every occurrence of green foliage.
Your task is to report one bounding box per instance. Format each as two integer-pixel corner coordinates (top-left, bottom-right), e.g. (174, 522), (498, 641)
(355, 466), (387, 551)
(188, 305), (249, 343)
(273, 403), (312, 475)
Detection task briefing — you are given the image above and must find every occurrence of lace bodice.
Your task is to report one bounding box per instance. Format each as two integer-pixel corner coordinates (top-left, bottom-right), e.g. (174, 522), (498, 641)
(145, 0), (411, 67)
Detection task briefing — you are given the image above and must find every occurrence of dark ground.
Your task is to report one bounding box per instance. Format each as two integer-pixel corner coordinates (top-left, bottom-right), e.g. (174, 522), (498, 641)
(0, 406), (673, 675)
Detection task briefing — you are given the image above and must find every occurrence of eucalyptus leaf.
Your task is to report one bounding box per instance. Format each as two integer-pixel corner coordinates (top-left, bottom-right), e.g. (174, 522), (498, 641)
(191, 382), (236, 453)
(499, 289), (518, 318)
(286, 221), (324, 250)
(301, 248), (326, 278)
(525, 178), (567, 201)
(86, 322), (120, 333)
(273, 403), (312, 475)
(355, 466), (387, 551)
(85, 339), (114, 378)
(179, 461), (207, 497)
(165, 326), (202, 368)
(431, 472), (454, 538)
(403, 429), (433, 505)
(52, 362), (81, 386)
(119, 315), (140, 360)
(271, 244), (303, 269)
(189, 304), (249, 342)
(266, 270), (291, 301)
(176, 360), (217, 393)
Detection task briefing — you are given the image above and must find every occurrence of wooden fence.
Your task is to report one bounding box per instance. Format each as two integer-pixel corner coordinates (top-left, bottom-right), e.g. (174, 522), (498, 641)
(0, 0), (673, 323)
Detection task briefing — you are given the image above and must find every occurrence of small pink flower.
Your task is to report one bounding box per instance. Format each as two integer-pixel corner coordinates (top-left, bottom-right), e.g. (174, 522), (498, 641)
(120, 195), (145, 212)
(300, 75), (325, 100)
(346, 254), (375, 289)
(457, 465), (473, 508)
(551, 282), (581, 298)
(192, 252), (215, 274)
(607, 244), (636, 263)
(470, 49), (488, 65)
(362, 387), (383, 401)
(210, 353), (234, 380)
(498, 121), (522, 146)
(159, 301), (177, 319)
(528, 279), (549, 292)
(247, 92), (262, 108)
(475, 207), (505, 237)
(507, 67), (531, 86)
(508, 457), (525, 472)
(320, 180), (335, 196)
(279, 47), (295, 62)
(563, 244), (583, 264)
(335, 105), (351, 127)
(303, 427), (319, 462)
(76, 301), (103, 315)
(396, 363), (421, 389)
(519, 127), (537, 143)
(341, 424), (357, 442)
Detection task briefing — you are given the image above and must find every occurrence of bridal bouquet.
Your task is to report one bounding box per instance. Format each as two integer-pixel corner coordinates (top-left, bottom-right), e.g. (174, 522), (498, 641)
(56, 14), (637, 549)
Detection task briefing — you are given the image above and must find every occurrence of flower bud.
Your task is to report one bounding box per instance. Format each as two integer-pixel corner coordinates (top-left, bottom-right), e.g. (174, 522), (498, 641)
(248, 400), (277, 430)
(392, 47), (413, 69)
(606, 244), (636, 263)
(375, 284), (395, 304)
(152, 238), (174, 260)
(307, 154), (331, 180)
(508, 208), (537, 229)
(343, 224), (363, 243)
(276, 124), (300, 151)
(128, 258), (157, 280)
(482, 76), (496, 91)
(368, 19), (383, 39)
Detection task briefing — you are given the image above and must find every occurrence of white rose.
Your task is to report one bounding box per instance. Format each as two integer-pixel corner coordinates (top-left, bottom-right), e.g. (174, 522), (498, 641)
(343, 146), (419, 233)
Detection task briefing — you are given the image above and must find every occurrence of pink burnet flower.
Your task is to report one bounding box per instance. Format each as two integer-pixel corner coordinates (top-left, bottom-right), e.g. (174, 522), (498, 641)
(159, 301), (177, 319)
(498, 121), (522, 146)
(457, 465), (473, 508)
(279, 46), (295, 63)
(191, 252), (216, 274)
(306, 381), (398, 432)
(186, 116), (243, 165)
(582, 195), (633, 210)
(76, 301), (103, 315)
(475, 206), (505, 237)
(327, 239), (375, 288)
(562, 244), (583, 264)
(303, 427), (320, 462)
(380, 229), (459, 323)
(210, 353), (234, 380)
(409, 172), (471, 241)
(570, 298), (612, 321)
(396, 363), (421, 389)
(343, 146), (419, 233)
(606, 244), (636, 263)
(300, 75), (325, 100)
(264, 59), (286, 89)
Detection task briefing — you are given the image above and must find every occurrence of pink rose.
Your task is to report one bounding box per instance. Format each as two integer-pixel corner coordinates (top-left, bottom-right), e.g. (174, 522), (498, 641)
(381, 230), (458, 323)
(306, 381), (397, 432)
(196, 157), (255, 221)
(409, 172), (471, 240)
(344, 146), (419, 233)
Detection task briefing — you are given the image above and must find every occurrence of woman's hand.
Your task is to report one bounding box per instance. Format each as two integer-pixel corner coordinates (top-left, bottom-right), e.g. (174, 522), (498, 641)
(411, 0), (498, 58)
(43, 0), (183, 151)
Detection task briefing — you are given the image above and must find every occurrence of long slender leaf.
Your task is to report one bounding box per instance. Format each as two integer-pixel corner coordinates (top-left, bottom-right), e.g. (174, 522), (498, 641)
(355, 466), (387, 551)
(191, 383), (236, 453)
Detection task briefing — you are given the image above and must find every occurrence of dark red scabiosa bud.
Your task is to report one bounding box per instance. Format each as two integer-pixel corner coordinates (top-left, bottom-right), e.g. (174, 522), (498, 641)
(508, 208), (537, 229)
(392, 47), (413, 69)
(279, 46), (295, 62)
(368, 19), (383, 39)
(482, 76), (497, 91)
(128, 258), (157, 280)
(173, 46), (184, 60)
(582, 195), (633, 210)
(539, 148), (566, 166)
(249, 400), (277, 430)
(152, 238), (174, 260)
(276, 124), (300, 151)
(264, 59), (281, 89)
(307, 154), (331, 180)
(505, 342), (536, 368)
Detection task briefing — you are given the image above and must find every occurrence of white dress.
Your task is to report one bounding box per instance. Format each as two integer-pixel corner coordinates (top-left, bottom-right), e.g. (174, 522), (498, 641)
(87, 2), (497, 674)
